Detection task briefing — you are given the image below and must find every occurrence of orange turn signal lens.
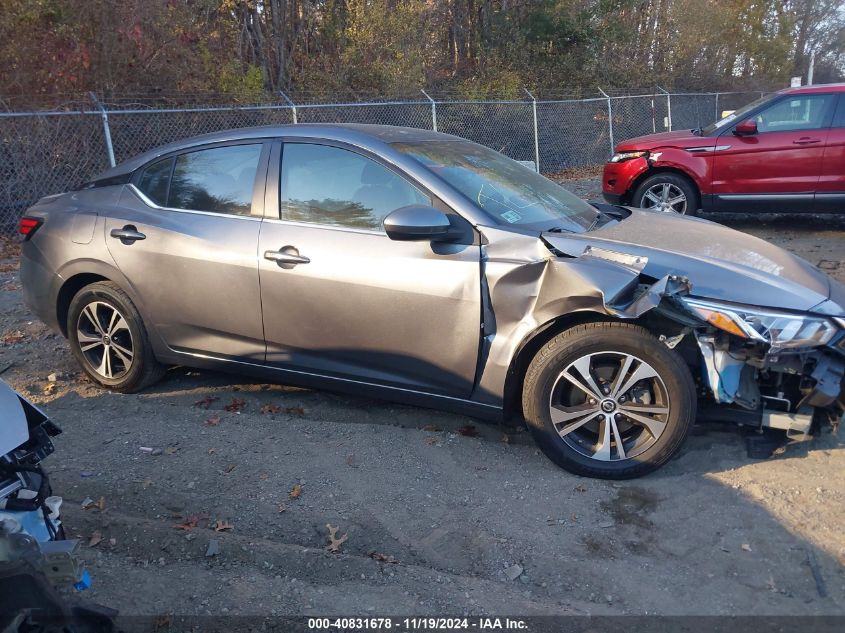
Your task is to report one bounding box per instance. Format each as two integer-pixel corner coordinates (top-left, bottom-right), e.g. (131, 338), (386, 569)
(692, 308), (749, 338)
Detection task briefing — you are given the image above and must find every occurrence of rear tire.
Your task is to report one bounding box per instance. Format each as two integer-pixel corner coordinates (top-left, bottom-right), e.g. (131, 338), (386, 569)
(633, 172), (699, 216)
(67, 281), (165, 393)
(522, 322), (695, 479)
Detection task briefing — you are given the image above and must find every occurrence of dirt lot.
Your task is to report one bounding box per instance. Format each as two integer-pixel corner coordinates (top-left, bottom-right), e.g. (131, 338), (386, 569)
(2, 180), (845, 618)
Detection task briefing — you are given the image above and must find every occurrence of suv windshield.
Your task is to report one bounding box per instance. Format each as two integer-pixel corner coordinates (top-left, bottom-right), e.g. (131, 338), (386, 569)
(393, 140), (598, 232)
(700, 94), (773, 135)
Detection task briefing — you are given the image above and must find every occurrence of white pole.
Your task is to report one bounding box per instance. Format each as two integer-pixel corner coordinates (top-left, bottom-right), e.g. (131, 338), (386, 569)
(808, 50), (815, 85)
(523, 88), (540, 173)
(421, 90), (437, 132)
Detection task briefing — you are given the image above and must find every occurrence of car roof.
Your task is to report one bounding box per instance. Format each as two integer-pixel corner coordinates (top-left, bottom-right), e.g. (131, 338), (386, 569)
(98, 124), (461, 179)
(778, 82), (845, 96)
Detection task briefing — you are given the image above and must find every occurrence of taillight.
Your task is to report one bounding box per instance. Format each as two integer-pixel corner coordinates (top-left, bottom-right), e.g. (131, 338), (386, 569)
(18, 216), (43, 239)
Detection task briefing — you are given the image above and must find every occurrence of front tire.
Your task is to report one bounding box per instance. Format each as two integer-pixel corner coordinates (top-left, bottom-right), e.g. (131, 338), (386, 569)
(522, 322), (695, 479)
(633, 172), (699, 216)
(67, 281), (165, 393)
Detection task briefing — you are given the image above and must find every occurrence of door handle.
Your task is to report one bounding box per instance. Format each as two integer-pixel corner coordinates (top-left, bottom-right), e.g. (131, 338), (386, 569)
(793, 138), (821, 145)
(110, 226), (146, 243)
(264, 245), (310, 269)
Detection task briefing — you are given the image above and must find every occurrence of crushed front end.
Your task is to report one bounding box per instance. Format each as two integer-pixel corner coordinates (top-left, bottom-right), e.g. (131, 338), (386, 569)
(658, 297), (845, 442)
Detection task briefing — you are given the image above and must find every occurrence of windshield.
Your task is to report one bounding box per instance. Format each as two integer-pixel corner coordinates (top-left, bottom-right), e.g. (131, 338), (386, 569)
(701, 94), (773, 136)
(392, 140), (598, 232)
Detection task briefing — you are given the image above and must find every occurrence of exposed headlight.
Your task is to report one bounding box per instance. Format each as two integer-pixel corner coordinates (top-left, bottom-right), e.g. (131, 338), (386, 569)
(681, 297), (837, 349)
(610, 151), (648, 163)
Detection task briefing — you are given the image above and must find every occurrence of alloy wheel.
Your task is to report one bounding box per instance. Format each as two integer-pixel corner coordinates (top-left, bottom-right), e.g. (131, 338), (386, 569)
(76, 301), (135, 380)
(641, 183), (687, 214)
(548, 351), (671, 462)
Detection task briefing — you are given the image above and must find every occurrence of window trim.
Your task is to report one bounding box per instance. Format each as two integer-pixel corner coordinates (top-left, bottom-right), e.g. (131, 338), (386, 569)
(272, 138), (435, 233)
(131, 139), (271, 218)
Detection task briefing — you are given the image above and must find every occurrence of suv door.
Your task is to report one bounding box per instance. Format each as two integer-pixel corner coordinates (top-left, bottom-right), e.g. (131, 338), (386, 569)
(258, 141), (481, 397)
(816, 94), (845, 211)
(107, 141), (269, 360)
(711, 93), (836, 212)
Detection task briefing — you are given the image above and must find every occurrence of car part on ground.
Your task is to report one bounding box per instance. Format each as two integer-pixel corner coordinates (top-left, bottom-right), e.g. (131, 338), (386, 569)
(0, 380), (116, 630)
(19, 124), (845, 478)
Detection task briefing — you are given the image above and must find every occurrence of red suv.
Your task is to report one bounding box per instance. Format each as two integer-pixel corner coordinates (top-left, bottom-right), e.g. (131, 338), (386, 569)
(602, 83), (845, 215)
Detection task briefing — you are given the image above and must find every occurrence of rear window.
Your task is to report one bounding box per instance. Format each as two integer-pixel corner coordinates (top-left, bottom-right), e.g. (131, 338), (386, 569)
(135, 144), (262, 216)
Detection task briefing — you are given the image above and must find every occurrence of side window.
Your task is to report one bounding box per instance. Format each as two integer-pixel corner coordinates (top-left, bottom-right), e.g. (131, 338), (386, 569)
(137, 157), (173, 207)
(280, 143), (430, 231)
(168, 144), (262, 216)
(755, 95), (835, 133)
(833, 96), (845, 128)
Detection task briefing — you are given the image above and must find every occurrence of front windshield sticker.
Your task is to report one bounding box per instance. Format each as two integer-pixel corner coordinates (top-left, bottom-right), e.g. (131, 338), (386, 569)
(500, 210), (522, 223)
(713, 113), (737, 129)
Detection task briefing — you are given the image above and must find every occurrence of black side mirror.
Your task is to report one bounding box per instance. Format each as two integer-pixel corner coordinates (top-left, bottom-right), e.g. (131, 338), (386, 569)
(383, 205), (461, 242)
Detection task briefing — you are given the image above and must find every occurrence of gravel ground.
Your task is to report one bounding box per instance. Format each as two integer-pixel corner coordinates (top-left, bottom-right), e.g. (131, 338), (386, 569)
(1, 179), (845, 618)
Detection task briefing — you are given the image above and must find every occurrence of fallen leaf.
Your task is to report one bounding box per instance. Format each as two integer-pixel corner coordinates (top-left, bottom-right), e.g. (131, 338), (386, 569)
(277, 503), (287, 513)
(42, 382), (56, 396)
(500, 433), (510, 444)
(224, 398), (246, 412)
(207, 448), (216, 455)
(260, 403), (281, 414)
(368, 551), (399, 564)
(458, 425), (480, 437)
(194, 396), (219, 409)
(259, 472), (269, 480)
(741, 543), (752, 552)
(326, 524), (348, 553)
(96, 496), (106, 512)
(224, 464), (236, 473)
(205, 415), (221, 427)
(214, 520), (233, 532)
(289, 484), (302, 499)
(424, 436), (439, 445)
(154, 613), (172, 631)
(422, 424), (441, 432)
(574, 484), (587, 493)
(164, 446), (179, 455)
(172, 512), (209, 531)
(1, 331), (25, 345)
(284, 405), (305, 416)
(88, 531), (102, 547)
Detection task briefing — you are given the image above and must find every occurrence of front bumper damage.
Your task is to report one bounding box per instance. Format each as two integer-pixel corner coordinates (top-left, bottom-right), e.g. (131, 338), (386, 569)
(481, 228), (845, 448)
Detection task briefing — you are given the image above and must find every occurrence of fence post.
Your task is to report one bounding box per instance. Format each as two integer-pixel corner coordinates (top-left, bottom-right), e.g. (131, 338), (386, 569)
(523, 88), (540, 173)
(598, 88), (614, 157)
(421, 90), (437, 132)
(279, 90), (297, 124)
(88, 92), (116, 168)
(714, 92), (720, 122)
(657, 86), (672, 131)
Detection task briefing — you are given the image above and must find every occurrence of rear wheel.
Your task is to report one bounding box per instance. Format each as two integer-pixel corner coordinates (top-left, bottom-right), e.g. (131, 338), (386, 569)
(633, 173), (699, 216)
(67, 281), (165, 393)
(522, 322), (695, 479)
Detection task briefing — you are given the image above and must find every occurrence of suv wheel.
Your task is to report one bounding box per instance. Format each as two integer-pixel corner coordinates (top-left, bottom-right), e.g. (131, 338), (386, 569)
(633, 173), (699, 216)
(522, 322), (695, 479)
(67, 281), (165, 393)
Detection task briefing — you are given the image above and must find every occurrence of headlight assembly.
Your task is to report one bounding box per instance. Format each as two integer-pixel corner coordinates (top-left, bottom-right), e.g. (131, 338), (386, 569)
(680, 297), (837, 349)
(610, 151), (648, 163)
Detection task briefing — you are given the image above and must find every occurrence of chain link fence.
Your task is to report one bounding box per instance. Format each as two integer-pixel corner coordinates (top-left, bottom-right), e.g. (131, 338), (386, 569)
(0, 89), (765, 231)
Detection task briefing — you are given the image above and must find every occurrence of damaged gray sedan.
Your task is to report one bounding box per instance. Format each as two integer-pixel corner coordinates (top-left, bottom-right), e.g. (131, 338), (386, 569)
(19, 124), (845, 478)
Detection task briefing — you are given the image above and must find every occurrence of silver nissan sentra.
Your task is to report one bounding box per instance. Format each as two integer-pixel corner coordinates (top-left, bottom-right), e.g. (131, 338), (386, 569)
(18, 124), (845, 478)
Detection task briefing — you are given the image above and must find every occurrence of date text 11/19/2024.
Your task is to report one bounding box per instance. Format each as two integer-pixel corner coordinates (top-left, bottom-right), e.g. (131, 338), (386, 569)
(307, 617), (529, 631)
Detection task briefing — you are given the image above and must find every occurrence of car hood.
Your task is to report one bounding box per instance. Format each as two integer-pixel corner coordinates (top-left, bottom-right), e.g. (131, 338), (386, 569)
(543, 209), (839, 314)
(615, 130), (713, 152)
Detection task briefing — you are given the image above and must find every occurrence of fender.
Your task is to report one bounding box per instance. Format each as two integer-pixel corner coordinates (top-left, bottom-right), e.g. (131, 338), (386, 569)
(647, 147), (712, 194)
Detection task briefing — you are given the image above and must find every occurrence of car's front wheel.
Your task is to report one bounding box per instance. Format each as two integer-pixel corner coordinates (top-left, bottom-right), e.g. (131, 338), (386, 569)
(67, 281), (165, 393)
(522, 322), (695, 479)
(633, 173), (699, 216)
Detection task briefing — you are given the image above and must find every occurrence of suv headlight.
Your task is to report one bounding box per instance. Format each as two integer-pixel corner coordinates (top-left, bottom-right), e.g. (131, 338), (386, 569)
(610, 151), (648, 163)
(681, 297), (837, 349)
